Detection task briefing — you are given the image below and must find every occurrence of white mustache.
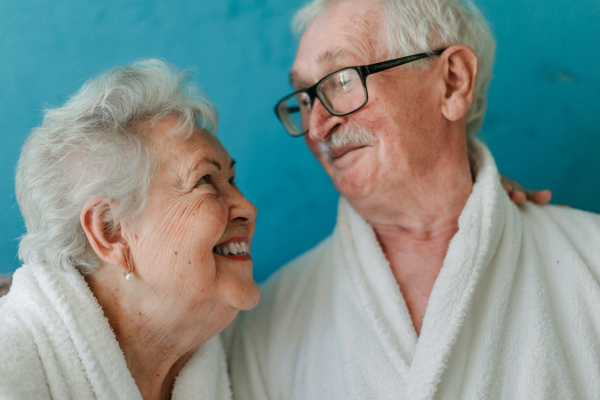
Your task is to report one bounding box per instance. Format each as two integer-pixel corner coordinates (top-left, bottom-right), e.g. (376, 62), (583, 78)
(318, 123), (378, 159)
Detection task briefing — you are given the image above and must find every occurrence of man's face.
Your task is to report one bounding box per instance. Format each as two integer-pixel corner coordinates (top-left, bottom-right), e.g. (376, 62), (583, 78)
(290, 1), (449, 202)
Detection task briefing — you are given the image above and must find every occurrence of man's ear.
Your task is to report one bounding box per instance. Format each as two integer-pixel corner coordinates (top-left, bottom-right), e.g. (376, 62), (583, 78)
(80, 198), (128, 268)
(439, 45), (478, 122)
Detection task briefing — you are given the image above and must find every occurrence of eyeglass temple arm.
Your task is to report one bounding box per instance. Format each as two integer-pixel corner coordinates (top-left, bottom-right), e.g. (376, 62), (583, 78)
(364, 49), (446, 75)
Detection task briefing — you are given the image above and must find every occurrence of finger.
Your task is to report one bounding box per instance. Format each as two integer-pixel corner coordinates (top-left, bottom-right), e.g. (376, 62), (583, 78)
(526, 190), (552, 205)
(510, 190), (527, 204)
(507, 178), (527, 204)
(511, 180), (526, 195)
(500, 175), (513, 193)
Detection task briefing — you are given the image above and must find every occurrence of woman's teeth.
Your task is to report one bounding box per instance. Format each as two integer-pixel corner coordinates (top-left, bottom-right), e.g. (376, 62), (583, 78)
(213, 241), (249, 256)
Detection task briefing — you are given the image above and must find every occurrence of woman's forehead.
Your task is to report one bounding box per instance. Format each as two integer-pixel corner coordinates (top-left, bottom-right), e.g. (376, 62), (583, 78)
(164, 132), (230, 167)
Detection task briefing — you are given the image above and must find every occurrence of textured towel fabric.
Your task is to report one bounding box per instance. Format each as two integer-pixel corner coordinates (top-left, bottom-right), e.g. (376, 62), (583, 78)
(225, 141), (600, 400)
(0, 262), (232, 400)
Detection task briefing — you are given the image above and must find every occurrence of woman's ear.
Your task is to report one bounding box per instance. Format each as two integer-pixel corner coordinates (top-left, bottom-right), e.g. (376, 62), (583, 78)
(80, 198), (128, 267)
(439, 45), (478, 122)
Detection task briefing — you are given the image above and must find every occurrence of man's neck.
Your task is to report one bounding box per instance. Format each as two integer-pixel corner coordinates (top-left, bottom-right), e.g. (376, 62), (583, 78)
(347, 145), (474, 335)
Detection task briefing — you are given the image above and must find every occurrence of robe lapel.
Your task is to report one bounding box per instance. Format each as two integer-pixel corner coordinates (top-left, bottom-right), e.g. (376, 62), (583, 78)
(405, 142), (507, 400)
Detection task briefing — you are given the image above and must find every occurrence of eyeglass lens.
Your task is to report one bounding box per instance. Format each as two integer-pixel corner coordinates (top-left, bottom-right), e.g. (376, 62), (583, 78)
(319, 69), (365, 114)
(276, 93), (308, 136)
(278, 68), (367, 136)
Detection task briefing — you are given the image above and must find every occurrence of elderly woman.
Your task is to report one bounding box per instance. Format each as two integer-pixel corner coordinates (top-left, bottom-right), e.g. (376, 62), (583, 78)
(0, 59), (259, 399)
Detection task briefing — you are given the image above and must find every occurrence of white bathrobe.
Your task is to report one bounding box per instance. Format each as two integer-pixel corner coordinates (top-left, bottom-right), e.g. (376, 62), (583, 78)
(0, 262), (232, 399)
(225, 142), (600, 399)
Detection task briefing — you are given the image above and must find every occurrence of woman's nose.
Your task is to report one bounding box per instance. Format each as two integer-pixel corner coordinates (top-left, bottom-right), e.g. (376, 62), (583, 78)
(229, 189), (257, 224)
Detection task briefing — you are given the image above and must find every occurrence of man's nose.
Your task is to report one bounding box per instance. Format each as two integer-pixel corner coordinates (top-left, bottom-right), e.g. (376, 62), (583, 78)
(306, 98), (344, 142)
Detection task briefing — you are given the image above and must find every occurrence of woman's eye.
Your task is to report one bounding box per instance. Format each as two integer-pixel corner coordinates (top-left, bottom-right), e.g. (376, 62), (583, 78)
(229, 176), (236, 186)
(196, 175), (211, 186)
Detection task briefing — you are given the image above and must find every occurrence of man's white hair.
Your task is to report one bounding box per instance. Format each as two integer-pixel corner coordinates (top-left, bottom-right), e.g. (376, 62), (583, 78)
(15, 59), (218, 273)
(292, 0), (495, 136)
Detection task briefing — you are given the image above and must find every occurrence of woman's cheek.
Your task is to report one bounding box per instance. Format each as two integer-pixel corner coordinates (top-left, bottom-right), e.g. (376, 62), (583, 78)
(177, 200), (228, 257)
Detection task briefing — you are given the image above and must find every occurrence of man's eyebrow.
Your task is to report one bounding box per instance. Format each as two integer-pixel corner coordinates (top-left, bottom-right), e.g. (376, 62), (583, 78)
(230, 159), (236, 169)
(289, 48), (349, 87)
(316, 48), (348, 65)
(289, 70), (306, 88)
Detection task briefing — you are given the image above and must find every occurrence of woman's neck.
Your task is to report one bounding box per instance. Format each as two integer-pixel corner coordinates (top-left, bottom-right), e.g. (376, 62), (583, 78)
(85, 267), (214, 400)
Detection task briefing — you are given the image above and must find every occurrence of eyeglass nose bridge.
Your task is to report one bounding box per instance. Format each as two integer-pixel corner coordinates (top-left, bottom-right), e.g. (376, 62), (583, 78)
(296, 83), (335, 123)
(304, 84), (319, 110)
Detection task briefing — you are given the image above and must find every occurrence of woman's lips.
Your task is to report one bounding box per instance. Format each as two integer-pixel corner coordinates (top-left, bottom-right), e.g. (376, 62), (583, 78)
(215, 236), (248, 247)
(217, 253), (252, 261)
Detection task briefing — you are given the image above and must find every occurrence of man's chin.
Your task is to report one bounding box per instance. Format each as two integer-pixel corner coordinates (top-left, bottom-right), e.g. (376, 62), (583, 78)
(329, 153), (377, 199)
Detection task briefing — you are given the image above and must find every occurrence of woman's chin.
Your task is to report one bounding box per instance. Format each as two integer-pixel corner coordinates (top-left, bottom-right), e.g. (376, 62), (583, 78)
(228, 280), (261, 311)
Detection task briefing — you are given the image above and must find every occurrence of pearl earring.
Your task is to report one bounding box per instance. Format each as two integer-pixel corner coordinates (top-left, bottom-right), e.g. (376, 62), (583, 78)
(124, 260), (134, 282)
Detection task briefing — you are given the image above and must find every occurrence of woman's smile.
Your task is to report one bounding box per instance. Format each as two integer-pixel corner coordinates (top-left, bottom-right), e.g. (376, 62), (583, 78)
(213, 237), (251, 260)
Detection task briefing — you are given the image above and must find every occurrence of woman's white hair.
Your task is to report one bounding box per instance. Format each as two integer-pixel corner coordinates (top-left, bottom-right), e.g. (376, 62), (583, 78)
(292, 0), (496, 136)
(15, 59), (218, 273)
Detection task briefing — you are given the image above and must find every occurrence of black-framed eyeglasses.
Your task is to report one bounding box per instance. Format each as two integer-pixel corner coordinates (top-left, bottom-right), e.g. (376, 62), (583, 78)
(274, 48), (446, 137)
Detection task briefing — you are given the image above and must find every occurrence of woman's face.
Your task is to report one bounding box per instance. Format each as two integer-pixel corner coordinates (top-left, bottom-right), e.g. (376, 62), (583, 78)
(124, 116), (260, 330)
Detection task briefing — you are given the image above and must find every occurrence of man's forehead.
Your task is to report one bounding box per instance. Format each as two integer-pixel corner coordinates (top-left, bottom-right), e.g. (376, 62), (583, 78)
(290, 47), (350, 83)
(290, 2), (384, 87)
(289, 45), (360, 86)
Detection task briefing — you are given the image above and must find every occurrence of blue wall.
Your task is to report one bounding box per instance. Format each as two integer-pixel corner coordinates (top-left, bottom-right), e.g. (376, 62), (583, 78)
(0, 0), (598, 279)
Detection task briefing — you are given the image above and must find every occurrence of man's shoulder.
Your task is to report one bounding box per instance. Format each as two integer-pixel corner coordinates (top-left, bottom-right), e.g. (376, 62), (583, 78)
(242, 234), (335, 328)
(520, 203), (600, 273)
(541, 203), (600, 227)
(225, 234), (337, 347)
(522, 203), (600, 243)
(224, 235), (338, 398)
(266, 235), (334, 294)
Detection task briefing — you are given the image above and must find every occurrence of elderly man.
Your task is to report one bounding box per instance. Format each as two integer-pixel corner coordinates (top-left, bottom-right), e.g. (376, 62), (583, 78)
(226, 0), (600, 398)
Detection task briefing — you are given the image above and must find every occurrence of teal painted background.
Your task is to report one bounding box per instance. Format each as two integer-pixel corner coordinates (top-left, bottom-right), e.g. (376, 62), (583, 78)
(1, 0), (599, 279)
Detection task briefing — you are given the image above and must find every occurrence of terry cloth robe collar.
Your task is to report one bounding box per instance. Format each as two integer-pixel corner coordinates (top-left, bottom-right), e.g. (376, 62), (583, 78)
(0, 262), (232, 400)
(226, 139), (600, 400)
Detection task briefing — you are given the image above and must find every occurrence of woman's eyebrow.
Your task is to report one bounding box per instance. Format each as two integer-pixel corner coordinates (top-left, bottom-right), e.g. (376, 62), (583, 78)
(196, 157), (221, 171)
(185, 158), (222, 180)
(186, 158), (234, 179)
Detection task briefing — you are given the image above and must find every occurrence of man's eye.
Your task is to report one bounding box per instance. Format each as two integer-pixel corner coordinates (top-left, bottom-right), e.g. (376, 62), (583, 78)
(338, 72), (354, 88)
(196, 175), (211, 186)
(229, 176), (236, 186)
(297, 93), (311, 108)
